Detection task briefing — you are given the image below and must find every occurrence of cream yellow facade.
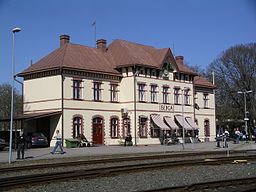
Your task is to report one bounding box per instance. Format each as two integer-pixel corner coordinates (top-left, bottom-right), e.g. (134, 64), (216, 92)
(22, 66), (216, 146)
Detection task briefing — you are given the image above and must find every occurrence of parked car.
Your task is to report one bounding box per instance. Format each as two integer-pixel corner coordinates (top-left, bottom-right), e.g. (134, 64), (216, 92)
(0, 138), (7, 151)
(27, 132), (48, 148)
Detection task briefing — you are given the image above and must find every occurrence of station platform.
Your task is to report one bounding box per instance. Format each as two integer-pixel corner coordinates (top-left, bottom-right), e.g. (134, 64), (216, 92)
(0, 141), (255, 163)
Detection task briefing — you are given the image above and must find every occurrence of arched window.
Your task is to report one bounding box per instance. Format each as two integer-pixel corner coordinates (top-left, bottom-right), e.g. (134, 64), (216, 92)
(73, 116), (83, 138)
(110, 117), (119, 138)
(122, 117), (130, 137)
(204, 119), (210, 137)
(139, 116), (148, 138)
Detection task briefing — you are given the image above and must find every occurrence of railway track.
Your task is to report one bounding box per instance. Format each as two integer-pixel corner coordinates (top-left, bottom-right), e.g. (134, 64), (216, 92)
(140, 177), (256, 192)
(0, 150), (253, 173)
(1, 153), (256, 191)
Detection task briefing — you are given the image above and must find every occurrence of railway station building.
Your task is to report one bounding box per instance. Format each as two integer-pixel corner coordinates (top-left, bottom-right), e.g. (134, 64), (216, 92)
(17, 35), (216, 146)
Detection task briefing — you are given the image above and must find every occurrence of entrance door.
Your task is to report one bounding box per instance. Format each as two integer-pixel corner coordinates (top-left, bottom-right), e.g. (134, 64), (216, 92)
(93, 117), (103, 145)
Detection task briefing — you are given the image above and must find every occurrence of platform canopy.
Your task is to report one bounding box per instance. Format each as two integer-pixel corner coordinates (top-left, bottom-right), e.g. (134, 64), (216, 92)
(164, 116), (179, 130)
(151, 114), (170, 130)
(186, 117), (199, 130)
(174, 115), (193, 130)
(0, 111), (61, 122)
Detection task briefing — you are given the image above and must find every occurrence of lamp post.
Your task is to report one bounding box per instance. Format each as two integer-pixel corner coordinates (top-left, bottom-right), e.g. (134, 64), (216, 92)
(237, 90), (253, 137)
(9, 27), (21, 164)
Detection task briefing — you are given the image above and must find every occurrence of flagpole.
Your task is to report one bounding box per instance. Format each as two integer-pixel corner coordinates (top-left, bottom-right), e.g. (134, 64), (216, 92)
(92, 21), (96, 47)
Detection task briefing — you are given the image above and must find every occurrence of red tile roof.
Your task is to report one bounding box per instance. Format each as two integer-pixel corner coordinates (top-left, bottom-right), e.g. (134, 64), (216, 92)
(19, 38), (197, 76)
(20, 43), (119, 76)
(18, 38), (213, 88)
(194, 76), (216, 89)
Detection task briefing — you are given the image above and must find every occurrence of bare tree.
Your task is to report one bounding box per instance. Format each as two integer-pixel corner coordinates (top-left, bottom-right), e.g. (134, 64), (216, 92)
(0, 83), (22, 119)
(207, 43), (256, 135)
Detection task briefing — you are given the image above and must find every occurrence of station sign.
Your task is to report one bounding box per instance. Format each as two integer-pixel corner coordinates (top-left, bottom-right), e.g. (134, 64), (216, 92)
(159, 104), (173, 112)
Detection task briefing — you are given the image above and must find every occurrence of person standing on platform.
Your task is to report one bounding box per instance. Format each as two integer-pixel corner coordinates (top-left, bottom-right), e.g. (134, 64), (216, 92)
(216, 133), (221, 147)
(234, 128), (241, 144)
(253, 127), (256, 143)
(51, 130), (65, 154)
(17, 132), (26, 159)
(223, 130), (229, 148)
(124, 134), (132, 146)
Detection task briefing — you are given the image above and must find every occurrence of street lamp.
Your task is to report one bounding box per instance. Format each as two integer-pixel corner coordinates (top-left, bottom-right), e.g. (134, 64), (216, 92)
(9, 27), (21, 164)
(237, 90), (253, 137)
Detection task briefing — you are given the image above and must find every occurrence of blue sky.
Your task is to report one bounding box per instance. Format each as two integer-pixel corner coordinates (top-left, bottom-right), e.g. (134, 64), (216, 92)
(0, 0), (255, 89)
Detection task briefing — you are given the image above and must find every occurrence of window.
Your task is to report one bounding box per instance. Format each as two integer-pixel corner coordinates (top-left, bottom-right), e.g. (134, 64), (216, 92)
(184, 88), (190, 105)
(122, 117), (131, 137)
(174, 88), (180, 104)
(138, 83), (146, 102)
(150, 124), (160, 138)
(194, 92), (198, 103)
(203, 93), (209, 108)
(73, 80), (82, 99)
(150, 85), (157, 103)
(110, 117), (119, 138)
(73, 116), (83, 138)
(174, 73), (180, 80)
(110, 84), (118, 102)
(162, 86), (169, 104)
(93, 82), (102, 101)
(139, 116), (148, 138)
(204, 119), (210, 137)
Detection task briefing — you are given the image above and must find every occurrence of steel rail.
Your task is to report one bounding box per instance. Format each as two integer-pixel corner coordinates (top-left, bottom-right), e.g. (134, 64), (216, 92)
(1, 154), (256, 190)
(140, 176), (256, 192)
(0, 149), (253, 173)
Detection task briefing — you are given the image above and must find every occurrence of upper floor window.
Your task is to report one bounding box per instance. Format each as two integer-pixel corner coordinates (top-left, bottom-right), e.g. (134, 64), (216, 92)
(73, 80), (82, 100)
(73, 116), (83, 138)
(93, 82), (102, 101)
(110, 117), (119, 138)
(174, 88), (180, 104)
(194, 92), (198, 103)
(163, 86), (169, 104)
(110, 84), (118, 102)
(203, 93), (209, 108)
(138, 83), (146, 102)
(184, 88), (191, 105)
(150, 84), (157, 103)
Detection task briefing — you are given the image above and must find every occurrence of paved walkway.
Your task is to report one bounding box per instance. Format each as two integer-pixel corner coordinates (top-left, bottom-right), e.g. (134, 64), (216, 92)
(0, 141), (256, 163)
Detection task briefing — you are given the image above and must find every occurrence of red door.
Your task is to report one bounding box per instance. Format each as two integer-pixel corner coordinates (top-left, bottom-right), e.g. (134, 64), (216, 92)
(93, 118), (103, 145)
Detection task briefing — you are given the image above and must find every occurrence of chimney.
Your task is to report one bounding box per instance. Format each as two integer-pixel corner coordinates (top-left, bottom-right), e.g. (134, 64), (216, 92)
(175, 56), (184, 64)
(60, 35), (70, 47)
(96, 39), (107, 51)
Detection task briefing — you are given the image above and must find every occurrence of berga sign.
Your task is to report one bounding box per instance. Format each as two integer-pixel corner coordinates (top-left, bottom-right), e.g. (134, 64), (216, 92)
(159, 104), (173, 112)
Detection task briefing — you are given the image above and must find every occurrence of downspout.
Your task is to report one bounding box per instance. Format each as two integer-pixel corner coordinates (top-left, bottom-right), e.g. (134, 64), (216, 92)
(133, 67), (137, 146)
(192, 75), (196, 138)
(61, 68), (64, 146)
